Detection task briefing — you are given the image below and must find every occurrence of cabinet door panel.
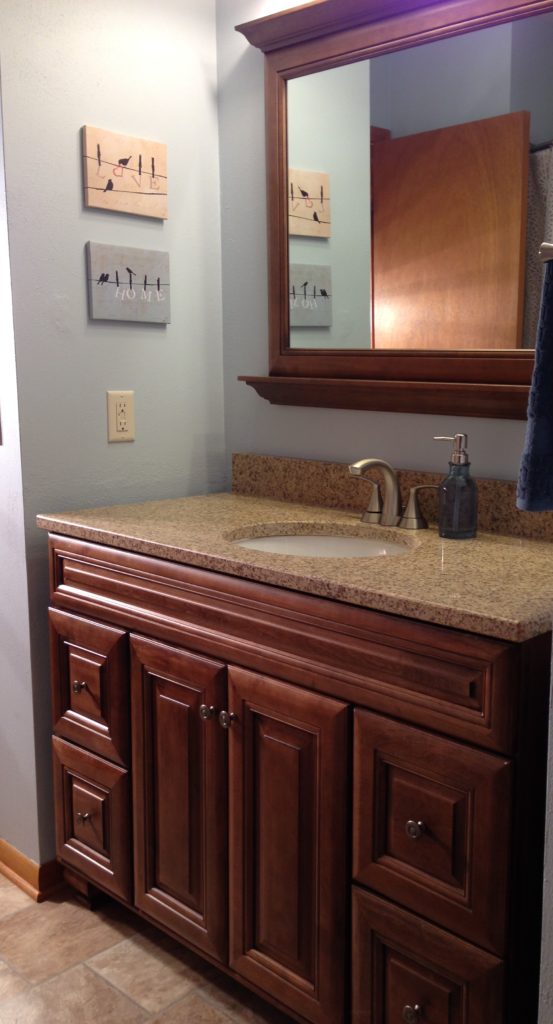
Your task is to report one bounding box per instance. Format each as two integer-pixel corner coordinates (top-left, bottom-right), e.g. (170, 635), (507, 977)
(228, 665), (348, 1024)
(131, 635), (227, 961)
(353, 710), (512, 954)
(50, 608), (128, 765)
(352, 887), (504, 1024)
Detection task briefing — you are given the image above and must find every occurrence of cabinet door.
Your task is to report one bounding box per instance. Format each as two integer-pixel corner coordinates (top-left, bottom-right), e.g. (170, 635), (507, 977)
(352, 887), (504, 1024)
(228, 666), (348, 1024)
(131, 635), (227, 961)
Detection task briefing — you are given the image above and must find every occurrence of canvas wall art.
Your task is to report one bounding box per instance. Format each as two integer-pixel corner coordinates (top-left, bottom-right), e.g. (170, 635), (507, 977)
(288, 169), (331, 237)
(289, 264), (332, 327)
(82, 126), (168, 219)
(86, 242), (171, 324)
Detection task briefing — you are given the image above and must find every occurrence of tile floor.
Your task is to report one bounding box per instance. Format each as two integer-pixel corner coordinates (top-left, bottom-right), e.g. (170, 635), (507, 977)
(0, 873), (294, 1023)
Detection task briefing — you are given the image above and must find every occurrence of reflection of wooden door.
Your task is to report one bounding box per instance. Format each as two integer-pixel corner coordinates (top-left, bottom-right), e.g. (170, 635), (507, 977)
(371, 111), (529, 350)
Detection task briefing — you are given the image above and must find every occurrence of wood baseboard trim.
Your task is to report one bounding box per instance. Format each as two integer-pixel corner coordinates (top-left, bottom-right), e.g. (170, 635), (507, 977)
(0, 839), (63, 902)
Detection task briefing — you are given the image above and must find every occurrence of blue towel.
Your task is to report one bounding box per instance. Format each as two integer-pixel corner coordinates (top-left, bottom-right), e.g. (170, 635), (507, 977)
(517, 259), (553, 510)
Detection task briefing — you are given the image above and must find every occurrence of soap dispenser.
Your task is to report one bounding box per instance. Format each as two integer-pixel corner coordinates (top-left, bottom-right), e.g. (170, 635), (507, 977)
(434, 433), (478, 539)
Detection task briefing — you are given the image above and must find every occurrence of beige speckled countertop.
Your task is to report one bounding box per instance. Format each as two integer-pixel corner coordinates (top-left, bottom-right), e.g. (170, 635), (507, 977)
(37, 491), (553, 643)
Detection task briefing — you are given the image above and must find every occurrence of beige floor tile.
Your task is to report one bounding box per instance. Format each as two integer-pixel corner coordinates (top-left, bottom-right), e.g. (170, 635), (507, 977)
(199, 973), (292, 1023)
(0, 892), (137, 984)
(0, 963), (149, 1024)
(0, 882), (34, 922)
(0, 961), (30, 1003)
(150, 989), (235, 1023)
(87, 927), (215, 1013)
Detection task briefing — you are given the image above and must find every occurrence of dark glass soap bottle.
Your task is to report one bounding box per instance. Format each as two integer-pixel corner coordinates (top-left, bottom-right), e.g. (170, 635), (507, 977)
(434, 433), (478, 539)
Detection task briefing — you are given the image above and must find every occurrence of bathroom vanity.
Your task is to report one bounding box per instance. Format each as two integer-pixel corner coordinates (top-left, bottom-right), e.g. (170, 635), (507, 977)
(38, 463), (553, 1024)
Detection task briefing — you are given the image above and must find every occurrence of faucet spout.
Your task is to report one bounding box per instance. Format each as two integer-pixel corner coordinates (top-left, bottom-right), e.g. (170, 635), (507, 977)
(349, 458), (401, 527)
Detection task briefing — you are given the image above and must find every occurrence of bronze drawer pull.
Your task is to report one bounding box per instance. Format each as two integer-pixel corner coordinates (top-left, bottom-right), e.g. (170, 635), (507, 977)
(199, 704), (216, 721)
(72, 680), (87, 694)
(219, 710), (238, 729)
(405, 820), (426, 840)
(402, 1005), (422, 1023)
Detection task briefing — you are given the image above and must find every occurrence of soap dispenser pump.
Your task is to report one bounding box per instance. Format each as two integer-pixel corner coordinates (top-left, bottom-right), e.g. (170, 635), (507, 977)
(434, 433), (478, 539)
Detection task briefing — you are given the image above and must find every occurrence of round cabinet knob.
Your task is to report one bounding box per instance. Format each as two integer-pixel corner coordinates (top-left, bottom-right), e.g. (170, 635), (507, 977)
(218, 710), (238, 730)
(76, 811), (91, 824)
(199, 704), (216, 721)
(402, 1005), (423, 1023)
(405, 819), (426, 840)
(72, 680), (87, 694)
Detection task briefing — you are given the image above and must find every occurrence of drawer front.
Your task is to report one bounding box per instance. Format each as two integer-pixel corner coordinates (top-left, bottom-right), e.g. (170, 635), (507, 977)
(50, 608), (128, 765)
(352, 887), (503, 1024)
(353, 710), (512, 954)
(52, 736), (131, 901)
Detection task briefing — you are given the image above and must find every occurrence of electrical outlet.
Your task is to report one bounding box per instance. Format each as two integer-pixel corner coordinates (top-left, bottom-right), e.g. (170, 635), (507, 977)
(107, 390), (135, 442)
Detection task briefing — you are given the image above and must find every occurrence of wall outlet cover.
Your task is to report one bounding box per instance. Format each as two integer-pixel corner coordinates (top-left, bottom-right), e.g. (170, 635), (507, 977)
(107, 390), (135, 442)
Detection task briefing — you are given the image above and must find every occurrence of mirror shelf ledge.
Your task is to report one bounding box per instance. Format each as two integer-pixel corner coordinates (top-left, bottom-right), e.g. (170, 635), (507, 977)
(238, 375), (530, 419)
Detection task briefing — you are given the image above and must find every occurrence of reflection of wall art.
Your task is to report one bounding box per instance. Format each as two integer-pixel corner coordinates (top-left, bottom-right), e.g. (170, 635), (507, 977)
(288, 169), (331, 237)
(86, 242), (170, 324)
(289, 264), (332, 327)
(82, 126), (167, 219)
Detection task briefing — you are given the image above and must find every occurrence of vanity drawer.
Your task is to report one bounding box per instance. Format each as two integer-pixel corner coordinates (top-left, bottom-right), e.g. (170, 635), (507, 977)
(52, 736), (131, 901)
(353, 710), (512, 954)
(49, 608), (129, 765)
(352, 887), (504, 1024)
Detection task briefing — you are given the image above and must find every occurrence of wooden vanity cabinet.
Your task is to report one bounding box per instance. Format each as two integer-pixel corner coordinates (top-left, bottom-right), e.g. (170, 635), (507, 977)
(46, 535), (551, 1024)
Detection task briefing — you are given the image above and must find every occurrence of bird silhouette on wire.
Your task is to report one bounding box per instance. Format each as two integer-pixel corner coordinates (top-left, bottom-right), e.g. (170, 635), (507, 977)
(118, 156), (132, 167)
(104, 179), (114, 192)
(97, 273), (109, 285)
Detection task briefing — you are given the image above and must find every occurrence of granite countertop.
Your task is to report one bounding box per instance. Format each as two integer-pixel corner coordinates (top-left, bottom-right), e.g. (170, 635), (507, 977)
(37, 491), (553, 642)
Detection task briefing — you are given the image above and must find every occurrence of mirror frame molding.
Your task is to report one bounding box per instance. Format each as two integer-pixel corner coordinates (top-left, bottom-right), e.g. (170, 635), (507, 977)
(237, 0), (553, 419)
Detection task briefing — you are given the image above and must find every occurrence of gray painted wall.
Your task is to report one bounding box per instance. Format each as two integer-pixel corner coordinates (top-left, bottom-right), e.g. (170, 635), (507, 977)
(288, 62), (372, 349)
(0, 0), (225, 862)
(371, 24), (513, 138)
(0, 81), (40, 862)
(370, 16), (553, 145)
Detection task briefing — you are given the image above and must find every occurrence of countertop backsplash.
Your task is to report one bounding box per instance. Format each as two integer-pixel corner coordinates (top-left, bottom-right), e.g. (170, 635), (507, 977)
(232, 452), (553, 542)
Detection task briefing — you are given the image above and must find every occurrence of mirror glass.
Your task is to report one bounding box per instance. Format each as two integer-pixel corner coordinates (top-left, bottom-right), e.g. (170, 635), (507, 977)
(287, 11), (553, 351)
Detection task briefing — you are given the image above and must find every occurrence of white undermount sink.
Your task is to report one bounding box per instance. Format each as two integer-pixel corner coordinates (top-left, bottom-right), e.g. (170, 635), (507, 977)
(233, 531), (409, 558)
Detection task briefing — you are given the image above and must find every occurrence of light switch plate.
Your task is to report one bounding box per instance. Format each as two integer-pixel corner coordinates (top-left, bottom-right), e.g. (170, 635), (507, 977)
(107, 390), (135, 442)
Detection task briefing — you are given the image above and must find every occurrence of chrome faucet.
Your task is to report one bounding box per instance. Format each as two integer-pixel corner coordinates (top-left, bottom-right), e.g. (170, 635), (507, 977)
(348, 458), (401, 527)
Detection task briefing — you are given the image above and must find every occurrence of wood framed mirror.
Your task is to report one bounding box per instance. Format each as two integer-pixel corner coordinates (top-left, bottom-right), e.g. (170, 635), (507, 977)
(237, 0), (553, 418)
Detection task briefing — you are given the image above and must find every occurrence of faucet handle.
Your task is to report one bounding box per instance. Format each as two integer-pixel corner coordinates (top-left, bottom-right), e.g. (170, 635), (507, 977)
(399, 485), (439, 530)
(360, 481), (383, 524)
